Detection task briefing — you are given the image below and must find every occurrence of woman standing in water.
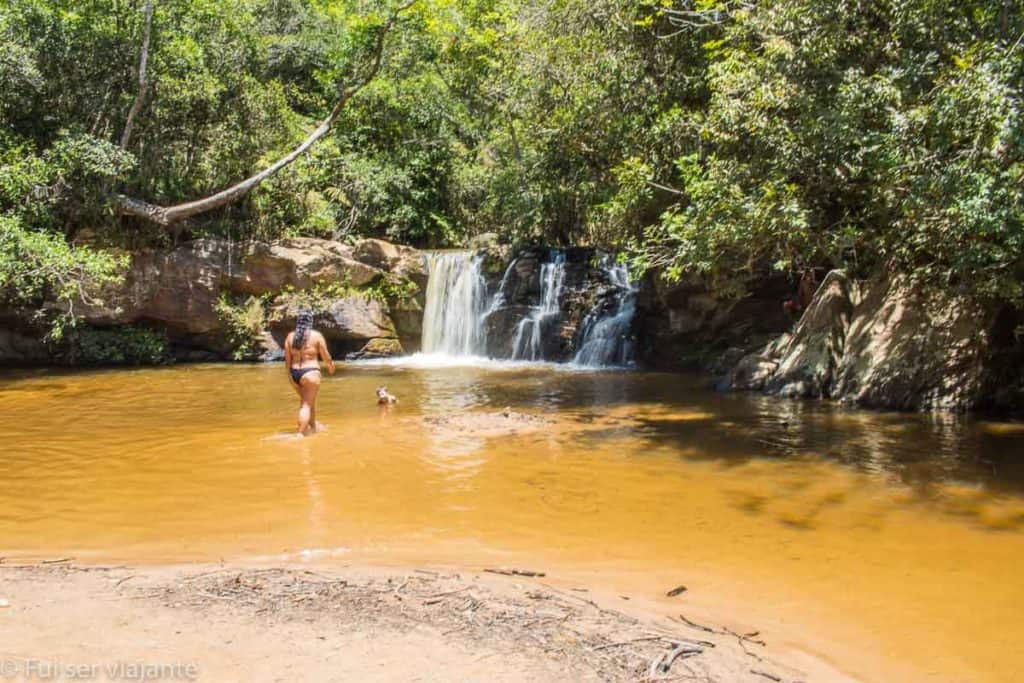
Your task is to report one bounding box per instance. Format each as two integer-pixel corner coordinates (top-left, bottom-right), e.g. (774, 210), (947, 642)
(283, 310), (335, 435)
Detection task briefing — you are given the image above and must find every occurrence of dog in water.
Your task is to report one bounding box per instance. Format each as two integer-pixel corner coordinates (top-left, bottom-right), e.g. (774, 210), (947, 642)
(376, 386), (398, 405)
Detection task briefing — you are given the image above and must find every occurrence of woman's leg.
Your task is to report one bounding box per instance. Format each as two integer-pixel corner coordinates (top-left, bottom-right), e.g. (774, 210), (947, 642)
(297, 372), (322, 435)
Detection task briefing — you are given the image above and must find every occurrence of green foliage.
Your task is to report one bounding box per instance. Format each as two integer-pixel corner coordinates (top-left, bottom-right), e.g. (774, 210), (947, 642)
(633, 0), (1024, 299)
(272, 281), (359, 318)
(371, 273), (419, 304)
(67, 325), (169, 365)
(215, 293), (269, 360)
(0, 215), (125, 338)
(0, 0), (1021, 310)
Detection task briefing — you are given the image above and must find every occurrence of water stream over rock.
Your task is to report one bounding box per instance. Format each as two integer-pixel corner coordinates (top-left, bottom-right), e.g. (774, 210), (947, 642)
(419, 248), (636, 367)
(510, 252), (566, 361)
(420, 251), (489, 356)
(571, 259), (636, 367)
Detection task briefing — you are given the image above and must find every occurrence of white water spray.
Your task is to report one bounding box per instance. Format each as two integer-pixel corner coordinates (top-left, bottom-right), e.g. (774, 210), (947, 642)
(421, 251), (488, 356)
(572, 260), (636, 367)
(511, 252), (566, 361)
(417, 249), (635, 368)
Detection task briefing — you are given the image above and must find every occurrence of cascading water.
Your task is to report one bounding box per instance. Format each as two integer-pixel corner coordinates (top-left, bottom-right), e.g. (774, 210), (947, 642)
(419, 248), (636, 367)
(572, 260), (636, 367)
(510, 252), (566, 361)
(421, 251), (488, 356)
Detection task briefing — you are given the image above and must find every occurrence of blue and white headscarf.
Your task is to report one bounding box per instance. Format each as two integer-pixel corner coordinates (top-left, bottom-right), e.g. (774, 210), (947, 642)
(293, 309), (314, 349)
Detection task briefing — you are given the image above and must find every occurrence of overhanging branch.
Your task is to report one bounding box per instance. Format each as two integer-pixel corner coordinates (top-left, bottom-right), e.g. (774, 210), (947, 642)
(114, 1), (414, 227)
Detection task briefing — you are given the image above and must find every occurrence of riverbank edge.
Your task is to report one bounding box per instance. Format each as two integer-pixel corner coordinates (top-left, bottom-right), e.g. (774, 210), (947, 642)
(2, 235), (1021, 414)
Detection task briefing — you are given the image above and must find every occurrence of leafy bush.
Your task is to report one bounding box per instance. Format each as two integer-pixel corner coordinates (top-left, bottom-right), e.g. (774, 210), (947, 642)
(215, 294), (269, 360)
(270, 275), (418, 322)
(370, 274), (419, 304)
(0, 215), (126, 339)
(68, 325), (169, 365)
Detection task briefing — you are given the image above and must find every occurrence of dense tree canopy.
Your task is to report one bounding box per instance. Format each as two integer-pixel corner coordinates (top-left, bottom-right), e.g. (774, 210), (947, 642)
(1, 0), (1022, 317)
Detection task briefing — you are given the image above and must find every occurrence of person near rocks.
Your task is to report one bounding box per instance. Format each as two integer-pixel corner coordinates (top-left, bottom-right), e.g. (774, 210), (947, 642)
(283, 309), (335, 435)
(783, 269), (819, 319)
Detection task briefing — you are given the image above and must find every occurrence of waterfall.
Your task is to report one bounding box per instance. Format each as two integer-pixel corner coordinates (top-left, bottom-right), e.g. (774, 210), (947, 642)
(511, 252), (566, 361)
(572, 260), (636, 367)
(418, 248), (635, 368)
(421, 251), (488, 356)
(485, 257), (519, 315)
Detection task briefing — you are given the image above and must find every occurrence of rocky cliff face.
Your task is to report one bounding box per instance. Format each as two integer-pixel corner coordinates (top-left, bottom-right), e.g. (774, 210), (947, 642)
(723, 271), (1024, 412)
(632, 266), (1023, 412)
(3, 237), (427, 363)
(477, 246), (632, 363)
(633, 272), (794, 373)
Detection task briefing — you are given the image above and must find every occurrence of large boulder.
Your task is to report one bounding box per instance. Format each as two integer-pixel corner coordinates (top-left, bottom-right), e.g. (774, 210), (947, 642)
(270, 296), (397, 343)
(391, 247), (429, 292)
(389, 297), (425, 348)
(352, 238), (427, 288)
(763, 271), (854, 398)
(483, 305), (534, 358)
(141, 242), (231, 335)
(352, 238), (400, 270)
(728, 350), (780, 392)
(832, 277), (989, 410)
(231, 238), (382, 294)
(346, 337), (405, 360)
(70, 239), (233, 333)
(352, 239), (428, 348)
(321, 298), (397, 340)
(58, 236), (423, 358)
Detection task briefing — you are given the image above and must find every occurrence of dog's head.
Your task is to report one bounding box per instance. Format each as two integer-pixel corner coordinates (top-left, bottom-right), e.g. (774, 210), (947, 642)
(375, 386), (389, 398)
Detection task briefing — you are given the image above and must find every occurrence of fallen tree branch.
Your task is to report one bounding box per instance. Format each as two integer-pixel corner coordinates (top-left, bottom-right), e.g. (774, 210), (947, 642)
(590, 635), (664, 651)
(675, 613), (720, 634)
(483, 568), (546, 578)
(114, 1), (414, 227)
(661, 642), (703, 671)
(647, 641), (703, 679)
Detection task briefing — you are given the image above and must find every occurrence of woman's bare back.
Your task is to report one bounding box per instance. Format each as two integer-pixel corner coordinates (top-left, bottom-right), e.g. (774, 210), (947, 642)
(285, 330), (332, 368)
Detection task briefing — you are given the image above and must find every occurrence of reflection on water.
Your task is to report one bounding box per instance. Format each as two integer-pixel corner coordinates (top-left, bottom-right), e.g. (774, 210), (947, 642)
(1, 362), (1024, 681)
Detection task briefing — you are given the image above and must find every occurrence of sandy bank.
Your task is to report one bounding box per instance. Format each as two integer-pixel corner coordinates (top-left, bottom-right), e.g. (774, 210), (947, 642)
(0, 561), (825, 682)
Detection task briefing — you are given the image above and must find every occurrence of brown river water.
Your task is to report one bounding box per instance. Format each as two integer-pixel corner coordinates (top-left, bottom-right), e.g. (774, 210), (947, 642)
(1, 360), (1023, 681)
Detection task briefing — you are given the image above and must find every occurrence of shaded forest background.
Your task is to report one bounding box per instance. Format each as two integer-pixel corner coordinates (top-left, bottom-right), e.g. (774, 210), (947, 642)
(1, 0), (1022, 319)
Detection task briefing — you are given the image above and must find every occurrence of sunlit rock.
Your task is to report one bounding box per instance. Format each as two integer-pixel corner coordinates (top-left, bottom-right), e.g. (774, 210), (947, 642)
(764, 270), (854, 398)
(231, 238), (382, 293)
(833, 276), (990, 411)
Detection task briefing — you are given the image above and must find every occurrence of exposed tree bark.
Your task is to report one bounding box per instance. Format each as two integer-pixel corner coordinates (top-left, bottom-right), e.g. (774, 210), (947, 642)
(120, 0), (154, 150)
(114, 2), (413, 227)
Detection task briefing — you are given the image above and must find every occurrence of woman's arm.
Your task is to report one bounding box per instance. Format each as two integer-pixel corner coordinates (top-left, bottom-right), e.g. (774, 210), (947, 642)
(284, 333), (301, 395)
(317, 333), (336, 375)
